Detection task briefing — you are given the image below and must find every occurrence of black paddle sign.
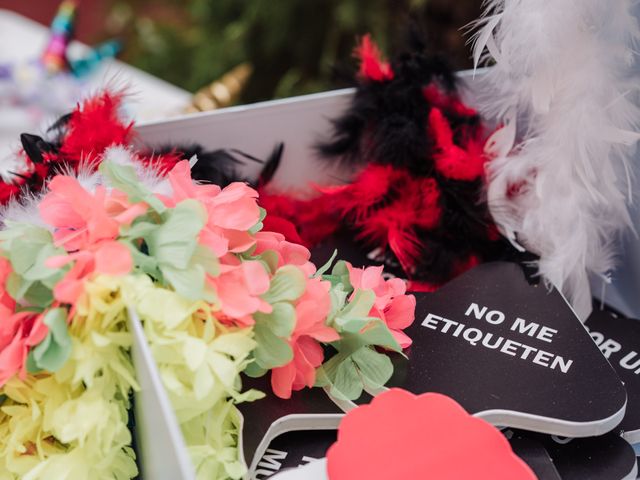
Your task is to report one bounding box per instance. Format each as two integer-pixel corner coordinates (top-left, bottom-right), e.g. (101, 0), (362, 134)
(312, 236), (627, 437)
(586, 309), (640, 444)
(387, 262), (626, 437)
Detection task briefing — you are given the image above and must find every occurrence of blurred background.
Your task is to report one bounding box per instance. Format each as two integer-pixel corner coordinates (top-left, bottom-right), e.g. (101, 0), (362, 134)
(2, 0), (481, 104)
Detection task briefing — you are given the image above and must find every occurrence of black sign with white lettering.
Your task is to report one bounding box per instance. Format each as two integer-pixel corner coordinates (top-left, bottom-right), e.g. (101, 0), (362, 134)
(385, 262), (626, 436)
(585, 309), (640, 444)
(312, 236), (628, 437)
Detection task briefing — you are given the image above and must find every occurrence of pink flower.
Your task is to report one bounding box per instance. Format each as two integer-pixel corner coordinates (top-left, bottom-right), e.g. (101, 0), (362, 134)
(38, 174), (137, 305)
(0, 257), (49, 386)
(271, 277), (339, 399)
(163, 160), (221, 207)
(46, 241), (132, 305)
(209, 260), (272, 326)
(40, 177), (118, 250)
(346, 263), (415, 348)
(255, 231), (316, 276)
(164, 161), (261, 256)
(0, 257), (16, 322)
(0, 312), (48, 386)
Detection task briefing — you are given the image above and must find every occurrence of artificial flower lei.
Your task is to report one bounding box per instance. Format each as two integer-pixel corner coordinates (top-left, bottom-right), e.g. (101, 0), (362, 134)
(0, 97), (415, 479)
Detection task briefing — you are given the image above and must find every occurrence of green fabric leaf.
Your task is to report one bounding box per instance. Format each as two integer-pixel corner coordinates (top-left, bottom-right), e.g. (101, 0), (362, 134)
(261, 265), (306, 304)
(327, 284), (348, 321)
(315, 351), (345, 385)
(314, 366), (330, 387)
(243, 361), (268, 378)
(234, 388), (266, 403)
(358, 319), (402, 352)
(9, 235), (50, 275)
(254, 302), (296, 337)
(322, 259), (353, 291)
(146, 199), (206, 269)
(6, 272), (24, 300)
(127, 243), (160, 277)
(336, 316), (374, 333)
(27, 308), (72, 373)
(162, 264), (206, 301)
(192, 244), (219, 277)
(313, 249), (337, 278)
(248, 207), (267, 235)
(0, 224), (62, 308)
(23, 281), (54, 307)
(121, 220), (159, 239)
(100, 160), (167, 212)
(351, 346), (393, 389)
(252, 322), (293, 370)
(23, 244), (62, 281)
(338, 289), (375, 320)
(332, 289), (376, 333)
(330, 359), (363, 400)
(4, 225), (62, 281)
(256, 250), (279, 274)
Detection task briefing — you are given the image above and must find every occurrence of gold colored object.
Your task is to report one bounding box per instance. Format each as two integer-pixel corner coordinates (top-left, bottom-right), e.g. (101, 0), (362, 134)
(186, 63), (253, 113)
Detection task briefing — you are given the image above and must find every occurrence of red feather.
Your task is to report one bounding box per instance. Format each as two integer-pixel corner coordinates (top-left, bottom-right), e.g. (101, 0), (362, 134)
(318, 165), (401, 221)
(428, 108), (486, 181)
(321, 166), (441, 272)
(59, 91), (133, 164)
(258, 189), (339, 247)
(355, 34), (394, 82)
(0, 182), (20, 205)
(422, 84), (478, 118)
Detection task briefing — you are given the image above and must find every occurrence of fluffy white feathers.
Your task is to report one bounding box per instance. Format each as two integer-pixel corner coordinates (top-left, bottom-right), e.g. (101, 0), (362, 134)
(471, 0), (640, 320)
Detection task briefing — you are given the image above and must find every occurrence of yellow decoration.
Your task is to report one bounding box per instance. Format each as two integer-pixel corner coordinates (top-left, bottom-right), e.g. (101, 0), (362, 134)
(121, 274), (263, 479)
(0, 276), (138, 480)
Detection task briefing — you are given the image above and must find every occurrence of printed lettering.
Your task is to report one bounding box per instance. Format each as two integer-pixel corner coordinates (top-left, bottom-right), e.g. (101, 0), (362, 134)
(551, 355), (573, 374)
(532, 350), (554, 368)
(465, 303), (487, 320)
(510, 317), (539, 337)
(537, 326), (557, 343)
(620, 351), (640, 373)
(255, 449), (287, 477)
(500, 339), (521, 356)
(422, 313), (440, 330)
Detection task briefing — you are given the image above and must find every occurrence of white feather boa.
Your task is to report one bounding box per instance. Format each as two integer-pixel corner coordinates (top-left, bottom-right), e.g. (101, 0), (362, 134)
(470, 0), (640, 320)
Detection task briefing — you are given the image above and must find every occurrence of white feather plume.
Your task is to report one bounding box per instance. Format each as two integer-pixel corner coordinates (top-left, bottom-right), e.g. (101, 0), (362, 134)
(470, 0), (640, 320)
(0, 192), (50, 230)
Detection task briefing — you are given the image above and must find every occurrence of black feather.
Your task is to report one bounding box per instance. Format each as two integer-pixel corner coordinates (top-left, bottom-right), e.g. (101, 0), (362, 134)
(146, 143), (284, 188)
(316, 27), (474, 176)
(308, 28), (515, 287)
(20, 133), (55, 164)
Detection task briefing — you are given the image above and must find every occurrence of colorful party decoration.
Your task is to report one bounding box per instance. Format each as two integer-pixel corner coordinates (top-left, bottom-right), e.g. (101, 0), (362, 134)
(261, 31), (510, 292)
(0, 90), (415, 479)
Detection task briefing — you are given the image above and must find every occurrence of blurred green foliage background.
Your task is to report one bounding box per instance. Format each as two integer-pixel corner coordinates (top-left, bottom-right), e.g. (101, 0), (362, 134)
(106, 0), (481, 103)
